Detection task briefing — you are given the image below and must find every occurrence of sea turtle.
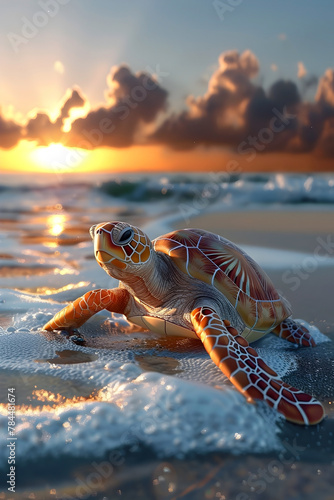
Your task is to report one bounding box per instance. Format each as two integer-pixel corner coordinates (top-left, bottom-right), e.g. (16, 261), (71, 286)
(44, 222), (325, 425)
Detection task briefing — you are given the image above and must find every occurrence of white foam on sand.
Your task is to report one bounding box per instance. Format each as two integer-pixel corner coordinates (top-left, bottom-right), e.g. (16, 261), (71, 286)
(0, 307), (330, 463)
(0, 327), (281, 462)
(0, 369), (280, 462)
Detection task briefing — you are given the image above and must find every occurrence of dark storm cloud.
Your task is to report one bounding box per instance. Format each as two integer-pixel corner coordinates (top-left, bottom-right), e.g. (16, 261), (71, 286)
(0, 113), (22, 149)
(66, 65), (168, 148)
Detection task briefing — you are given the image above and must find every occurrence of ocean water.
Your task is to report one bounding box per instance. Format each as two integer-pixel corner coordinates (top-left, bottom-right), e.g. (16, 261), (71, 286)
(0, 172), (334, 499)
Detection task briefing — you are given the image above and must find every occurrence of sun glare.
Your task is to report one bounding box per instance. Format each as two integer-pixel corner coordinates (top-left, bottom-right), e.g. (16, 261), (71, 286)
(47, 214), (67, 236)
(31, 143), (88, 172)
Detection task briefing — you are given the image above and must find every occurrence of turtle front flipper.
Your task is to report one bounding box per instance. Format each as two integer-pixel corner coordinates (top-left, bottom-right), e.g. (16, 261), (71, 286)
(272, 318), (316, 347)
(191, 306), (324, 425)
(43, 288), (130, 331)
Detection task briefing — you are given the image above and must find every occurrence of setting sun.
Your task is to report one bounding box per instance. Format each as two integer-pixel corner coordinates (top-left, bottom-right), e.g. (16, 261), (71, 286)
(30, 143), (88, 172)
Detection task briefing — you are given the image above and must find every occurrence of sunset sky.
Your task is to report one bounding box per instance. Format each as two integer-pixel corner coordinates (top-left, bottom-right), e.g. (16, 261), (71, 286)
(1, 0), (334, 174)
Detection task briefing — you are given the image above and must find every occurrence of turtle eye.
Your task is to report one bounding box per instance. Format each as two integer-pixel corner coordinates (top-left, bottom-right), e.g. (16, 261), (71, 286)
(118, 228), (133, 245)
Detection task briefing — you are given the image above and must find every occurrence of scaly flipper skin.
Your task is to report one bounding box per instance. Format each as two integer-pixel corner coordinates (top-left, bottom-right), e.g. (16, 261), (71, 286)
(272, 318), (316, 347)
(191, 306), (325, 425)
(43, 288), (130, 331)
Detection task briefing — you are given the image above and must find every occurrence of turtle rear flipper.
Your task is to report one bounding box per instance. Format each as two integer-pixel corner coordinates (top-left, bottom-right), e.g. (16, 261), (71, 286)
(272, 318), (316, 347)
(191, 306), (325, 425)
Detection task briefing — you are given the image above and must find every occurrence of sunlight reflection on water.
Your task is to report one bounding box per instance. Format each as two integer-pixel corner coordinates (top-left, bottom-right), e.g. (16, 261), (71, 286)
(47, 214), (67, 237)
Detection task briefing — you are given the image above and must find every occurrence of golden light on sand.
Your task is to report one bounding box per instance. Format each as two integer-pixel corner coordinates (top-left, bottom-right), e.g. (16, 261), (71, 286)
(0, 389), (101, 414)
(40, 281), (90, 296)
(31, 143), (88, 172)
(47, 214), (67, 236)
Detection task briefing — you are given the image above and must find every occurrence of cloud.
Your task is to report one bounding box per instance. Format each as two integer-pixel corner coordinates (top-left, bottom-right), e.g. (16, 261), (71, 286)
(152, 50), (334, 157)
(315, 118), (334, 156)
(54, 61), (65, 75)
(24, 88), (86, 145)
(315, 68), (334, 107)
(152, 50), (302, 152)
(297, 62), (307, 79)
(58, 88), (86, 121)
(1, 53), (334, 158)
(285, 71), (334, 155)
(66, 65), (168, 148)
(0, 113), (22, 149)
(268, 80), (300, 108)
(152, 50), (260, 149)
(300, 74), (318, 97)
(24, 112), (61, 145)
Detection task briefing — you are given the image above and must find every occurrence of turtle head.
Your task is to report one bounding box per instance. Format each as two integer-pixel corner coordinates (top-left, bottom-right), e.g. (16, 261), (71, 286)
(90, 221), (153, 278)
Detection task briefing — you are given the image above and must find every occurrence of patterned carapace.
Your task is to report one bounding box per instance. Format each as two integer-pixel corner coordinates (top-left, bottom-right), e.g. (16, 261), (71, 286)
(154, 229), (291, 332)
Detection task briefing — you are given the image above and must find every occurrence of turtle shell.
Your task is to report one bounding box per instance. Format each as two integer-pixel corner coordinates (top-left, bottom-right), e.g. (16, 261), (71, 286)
(154, 228), (291, 332)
